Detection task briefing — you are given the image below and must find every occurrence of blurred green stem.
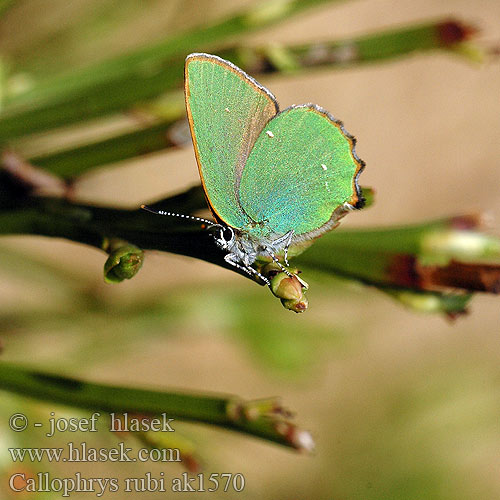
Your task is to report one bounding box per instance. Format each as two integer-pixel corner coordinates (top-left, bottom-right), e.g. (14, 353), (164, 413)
(297, 216), (500, 289)
(296, 214), (500, 314)
(2, 17), (477, 144)
(0, 362), (307, 449)
(0, 184), (243, 274)
(31, 119), (180, 178)
(0, 0), (345, 140)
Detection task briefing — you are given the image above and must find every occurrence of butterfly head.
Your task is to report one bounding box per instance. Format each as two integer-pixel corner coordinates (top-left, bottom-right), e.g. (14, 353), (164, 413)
(213, 225), (235, 251)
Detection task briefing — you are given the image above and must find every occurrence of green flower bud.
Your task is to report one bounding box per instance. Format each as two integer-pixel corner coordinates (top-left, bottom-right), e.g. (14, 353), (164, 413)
(270, 272), (303, 301)
(281, 294), (308, 313)
(260, 262), (308, 312)
(103, 241), (144, 283)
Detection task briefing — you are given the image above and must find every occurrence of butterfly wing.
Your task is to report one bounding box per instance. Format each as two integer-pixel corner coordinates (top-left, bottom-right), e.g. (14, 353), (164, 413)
(185, 53), (279, 228)
(238, 104), (364, 241)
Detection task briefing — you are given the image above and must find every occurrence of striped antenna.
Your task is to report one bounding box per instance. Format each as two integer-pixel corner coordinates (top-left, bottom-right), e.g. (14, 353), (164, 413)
(140, 204), (220, 228)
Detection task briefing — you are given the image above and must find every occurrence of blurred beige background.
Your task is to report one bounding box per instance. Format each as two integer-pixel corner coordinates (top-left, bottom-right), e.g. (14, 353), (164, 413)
(1, 1), (500, 499)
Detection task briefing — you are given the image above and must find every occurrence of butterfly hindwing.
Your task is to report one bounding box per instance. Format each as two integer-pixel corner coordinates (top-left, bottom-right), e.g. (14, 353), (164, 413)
(185, 53), (279, 228)
(238, 105), (364, 241)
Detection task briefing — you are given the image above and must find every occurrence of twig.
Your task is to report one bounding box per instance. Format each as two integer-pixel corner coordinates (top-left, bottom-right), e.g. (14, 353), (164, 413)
(1, 17), (479, 143)
(0, 0), (346, 140)
(0, 362), (313, 451)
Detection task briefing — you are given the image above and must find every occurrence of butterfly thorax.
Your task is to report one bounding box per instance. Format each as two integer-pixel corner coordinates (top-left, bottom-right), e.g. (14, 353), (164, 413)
(214, 224), (293, 270)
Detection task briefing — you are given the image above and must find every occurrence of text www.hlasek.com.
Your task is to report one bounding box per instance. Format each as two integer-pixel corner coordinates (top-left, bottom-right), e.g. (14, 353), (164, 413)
(9, 441), (180, 463)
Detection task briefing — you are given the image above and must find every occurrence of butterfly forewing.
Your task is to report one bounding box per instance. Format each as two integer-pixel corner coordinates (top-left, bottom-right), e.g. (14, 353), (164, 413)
(185, 53), (279, 229)
(238, 105), (363, 241)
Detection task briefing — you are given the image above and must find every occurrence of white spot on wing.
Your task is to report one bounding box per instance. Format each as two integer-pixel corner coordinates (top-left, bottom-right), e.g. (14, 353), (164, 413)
(321, 164), (328, 171)
(266, 130), (274, 138)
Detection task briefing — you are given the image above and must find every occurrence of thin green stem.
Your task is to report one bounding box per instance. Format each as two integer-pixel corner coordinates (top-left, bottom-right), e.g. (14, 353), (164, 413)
(1, 0), (345, 140)
(0, 188), (238, 274)
(30, 119), (180, 178)
(295, 214), (500, 314)
(0, 362), (303, 448)
(2, 16), (475, 144)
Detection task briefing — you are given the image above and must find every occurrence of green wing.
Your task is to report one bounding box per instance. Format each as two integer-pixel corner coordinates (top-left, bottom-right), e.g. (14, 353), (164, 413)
(185, 53), (279, 228)
(239, 105), (364, 240)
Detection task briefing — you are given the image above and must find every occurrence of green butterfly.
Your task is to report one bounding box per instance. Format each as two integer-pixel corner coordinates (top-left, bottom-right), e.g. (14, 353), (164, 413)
(149, 53), (364, 288)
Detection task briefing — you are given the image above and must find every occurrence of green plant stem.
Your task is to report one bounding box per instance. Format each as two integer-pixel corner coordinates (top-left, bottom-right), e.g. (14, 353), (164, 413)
(296, 214), (500, 314)
(297, 221), (445, 285)
(238, 18), (473, 70)
(2, 184), (499, 298)
(2, 17), (475, 144)
(1, 160), (498, 315)
(0, 0), (345, 141)
(31, 119), (180, 178)
(0, 188), (237, 274)
(0, 362), (298, 448)
(0, 183), (369, 281)
(297, 218), (463, 285)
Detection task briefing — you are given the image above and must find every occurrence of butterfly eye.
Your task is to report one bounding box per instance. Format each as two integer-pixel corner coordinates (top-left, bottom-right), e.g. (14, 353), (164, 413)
(221, 227), (234, 242)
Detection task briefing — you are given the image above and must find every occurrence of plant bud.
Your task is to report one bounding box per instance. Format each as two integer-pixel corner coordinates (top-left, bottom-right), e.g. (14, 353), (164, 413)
(104, 243), (144, 283)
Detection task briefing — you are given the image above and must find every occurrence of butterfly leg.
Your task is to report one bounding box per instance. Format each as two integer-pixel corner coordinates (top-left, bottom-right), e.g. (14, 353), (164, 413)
(264, 245), (309, 290)
(264, 249), (294, 278)
(224, 253), (270, 285)
(282, 230), (294, 266)
(251, 268), (271, 286)
(268, 230), (294, 266)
